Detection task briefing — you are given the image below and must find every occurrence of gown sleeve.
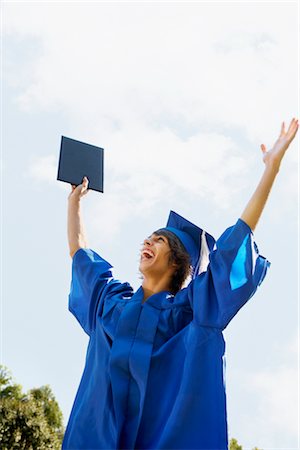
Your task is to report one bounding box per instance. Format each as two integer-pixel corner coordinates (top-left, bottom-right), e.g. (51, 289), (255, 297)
(68, 247), (115, 335)
(187, 218), (271, 330)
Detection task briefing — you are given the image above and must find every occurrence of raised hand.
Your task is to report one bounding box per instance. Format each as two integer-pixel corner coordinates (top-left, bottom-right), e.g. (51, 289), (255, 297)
(260, 118), (299, 170)
(241, 117), (299, 232)
(68, 176), (90, 202)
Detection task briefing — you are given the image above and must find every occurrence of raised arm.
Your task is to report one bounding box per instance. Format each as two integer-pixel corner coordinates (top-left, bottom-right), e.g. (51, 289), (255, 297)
(67, 176), (90, 258)
(240, 118), (298, 232)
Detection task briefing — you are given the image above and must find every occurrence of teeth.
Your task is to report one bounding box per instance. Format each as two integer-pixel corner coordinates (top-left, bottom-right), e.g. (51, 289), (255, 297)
(142, 249), (154, 258)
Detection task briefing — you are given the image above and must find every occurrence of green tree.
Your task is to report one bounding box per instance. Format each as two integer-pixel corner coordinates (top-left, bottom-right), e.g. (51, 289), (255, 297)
(230, 437), (243, 450)
(0, 365), (65, 449)
(230, 437), (263, 450)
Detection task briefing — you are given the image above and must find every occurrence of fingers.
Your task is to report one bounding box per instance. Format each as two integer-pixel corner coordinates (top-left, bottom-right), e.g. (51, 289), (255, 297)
(279, 118), (298, 141)
(69, 177), (89, 198)
(80, 176), (89, 196)
(260, 143), (267, 153)
(82, 177), (89, 190)
(70, 177), (89, 188)
(286, 118), (299, 139)
(287, 119), (293, 133)
(287, 118), (298, 131)
(291, 118), (299, 129)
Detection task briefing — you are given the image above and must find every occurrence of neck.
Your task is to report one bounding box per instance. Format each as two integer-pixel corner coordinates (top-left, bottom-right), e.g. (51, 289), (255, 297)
(141, 276), (172, 303)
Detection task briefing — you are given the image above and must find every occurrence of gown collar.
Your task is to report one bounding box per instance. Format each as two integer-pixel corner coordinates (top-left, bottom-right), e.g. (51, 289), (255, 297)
(132, 286), (175, 310)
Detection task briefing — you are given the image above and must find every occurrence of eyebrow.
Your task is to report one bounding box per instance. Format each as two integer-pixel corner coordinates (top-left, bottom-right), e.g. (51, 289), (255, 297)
(147, 234), (166, 240)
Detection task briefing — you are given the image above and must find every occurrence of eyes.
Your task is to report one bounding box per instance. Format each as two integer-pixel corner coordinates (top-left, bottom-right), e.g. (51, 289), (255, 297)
(143, 235), (166, 245)
(152, 235), (166, 243)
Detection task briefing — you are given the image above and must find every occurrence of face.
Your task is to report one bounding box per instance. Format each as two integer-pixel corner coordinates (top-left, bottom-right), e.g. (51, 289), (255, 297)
(139, 233), (176, 277)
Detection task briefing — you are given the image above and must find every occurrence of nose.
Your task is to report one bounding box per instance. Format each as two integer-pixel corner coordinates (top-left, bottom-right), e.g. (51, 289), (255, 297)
(144, 238), (153, 246)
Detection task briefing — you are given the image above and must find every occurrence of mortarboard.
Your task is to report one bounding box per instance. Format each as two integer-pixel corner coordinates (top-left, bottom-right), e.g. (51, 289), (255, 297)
(162, 210), (216, 279)
(57, 136), (104, 192)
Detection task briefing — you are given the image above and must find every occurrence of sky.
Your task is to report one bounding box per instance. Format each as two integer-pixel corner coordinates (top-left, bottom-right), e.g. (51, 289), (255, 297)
(1, 1), (299, 448)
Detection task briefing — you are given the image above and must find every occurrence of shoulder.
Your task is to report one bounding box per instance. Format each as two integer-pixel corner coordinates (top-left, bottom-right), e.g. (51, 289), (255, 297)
(105, 278), (135, 298)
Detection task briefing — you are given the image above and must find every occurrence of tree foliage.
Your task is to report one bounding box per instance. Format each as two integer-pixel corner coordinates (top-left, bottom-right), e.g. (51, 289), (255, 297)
(0, 365), (64, 449)
(230, 438), (243, 450)
(1, 364), (263, 449)
(230, 437), (262, 450)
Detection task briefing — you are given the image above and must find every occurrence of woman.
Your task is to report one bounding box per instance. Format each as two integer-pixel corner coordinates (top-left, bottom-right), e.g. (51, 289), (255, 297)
(62, 119), (298, 449)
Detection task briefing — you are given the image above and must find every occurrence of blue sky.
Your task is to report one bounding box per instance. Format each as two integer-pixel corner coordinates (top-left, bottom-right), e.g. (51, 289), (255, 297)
(2, 1), (299, 448)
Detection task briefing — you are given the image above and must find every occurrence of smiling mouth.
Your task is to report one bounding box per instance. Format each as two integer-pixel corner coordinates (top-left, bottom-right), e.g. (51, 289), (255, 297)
(141, 249), (155, 260)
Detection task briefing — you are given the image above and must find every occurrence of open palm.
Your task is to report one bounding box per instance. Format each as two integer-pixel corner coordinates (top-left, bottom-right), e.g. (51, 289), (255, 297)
(261, 118), (299, 168)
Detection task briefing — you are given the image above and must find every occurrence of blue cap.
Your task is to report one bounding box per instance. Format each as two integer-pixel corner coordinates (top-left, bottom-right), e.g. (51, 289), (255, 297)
(162, 210), (216, 279)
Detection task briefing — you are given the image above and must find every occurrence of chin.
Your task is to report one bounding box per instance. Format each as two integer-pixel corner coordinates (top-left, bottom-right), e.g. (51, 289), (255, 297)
(139, 260), (146, 274)
(139, 259), (153, 275)
(139, 263), (148, 275)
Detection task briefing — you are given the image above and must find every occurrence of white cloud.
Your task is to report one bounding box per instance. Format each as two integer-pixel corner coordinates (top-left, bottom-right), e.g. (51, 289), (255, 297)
(26, 154), (58, 184)
(11, 1), (297, 237)
(249, 366), (298, 438)
(4, 3), (297, 130)
(68, 125), (251, 242)
(3, 3), (299, 444)
(25, 123), (252, 239)
(229, 334), (299, 448)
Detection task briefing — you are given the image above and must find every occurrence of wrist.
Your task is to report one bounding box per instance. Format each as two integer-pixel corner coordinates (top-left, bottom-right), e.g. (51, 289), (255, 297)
(264, 160), (280, 175)
(68, 196), (81, 206)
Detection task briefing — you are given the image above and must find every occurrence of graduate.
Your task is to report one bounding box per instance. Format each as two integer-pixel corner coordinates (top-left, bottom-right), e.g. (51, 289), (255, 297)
(62, 118), (298, 450)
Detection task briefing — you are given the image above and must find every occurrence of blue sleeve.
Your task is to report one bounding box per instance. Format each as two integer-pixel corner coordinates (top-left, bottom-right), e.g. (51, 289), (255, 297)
(68, 248), (115, 335)
(187, 218), (271, 330)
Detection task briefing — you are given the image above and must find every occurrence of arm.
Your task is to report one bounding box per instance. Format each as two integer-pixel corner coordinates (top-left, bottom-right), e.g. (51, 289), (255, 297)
(67, 176), (90, 258)
(240, 164), (279, 232)
(240, 118), (298, 232)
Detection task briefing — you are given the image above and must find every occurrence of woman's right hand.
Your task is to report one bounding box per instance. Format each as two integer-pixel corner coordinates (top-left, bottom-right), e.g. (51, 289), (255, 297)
(68, 176), (90, 202)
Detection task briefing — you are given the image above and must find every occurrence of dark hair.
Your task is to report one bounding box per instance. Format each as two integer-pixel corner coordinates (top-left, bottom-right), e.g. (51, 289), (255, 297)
(152, 228), (192, 294)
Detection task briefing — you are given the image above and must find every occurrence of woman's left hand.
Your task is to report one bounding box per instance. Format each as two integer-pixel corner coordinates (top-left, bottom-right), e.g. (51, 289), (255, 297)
(261, 118), (299, 170)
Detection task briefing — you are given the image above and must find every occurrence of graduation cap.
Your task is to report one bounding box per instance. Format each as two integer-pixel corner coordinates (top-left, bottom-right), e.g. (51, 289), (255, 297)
(57, 136), (104, 192)
(162, 210), (216, 279)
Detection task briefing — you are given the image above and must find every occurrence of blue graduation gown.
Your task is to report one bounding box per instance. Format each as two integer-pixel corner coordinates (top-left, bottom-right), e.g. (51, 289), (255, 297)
(62, 218), (270, 450)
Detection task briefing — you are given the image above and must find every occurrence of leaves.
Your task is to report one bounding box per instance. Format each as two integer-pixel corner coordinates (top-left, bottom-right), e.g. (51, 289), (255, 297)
(0, 365), (64, 449)
(229, 437), (263, 450)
